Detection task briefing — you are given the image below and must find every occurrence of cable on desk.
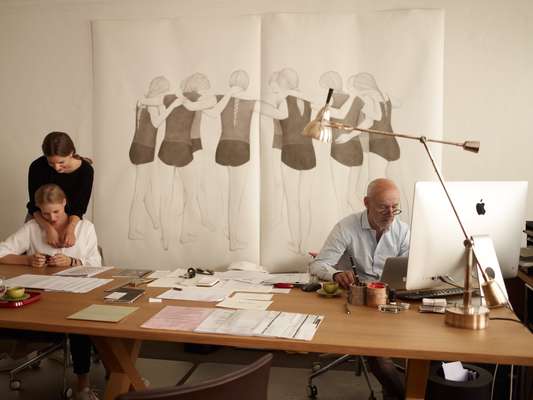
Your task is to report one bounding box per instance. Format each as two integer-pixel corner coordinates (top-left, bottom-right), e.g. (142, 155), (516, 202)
(488, 317), (523, 324)
(490, 364), (498, 400)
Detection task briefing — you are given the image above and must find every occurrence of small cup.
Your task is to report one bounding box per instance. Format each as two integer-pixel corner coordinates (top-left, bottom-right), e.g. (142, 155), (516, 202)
(322, 281), (339, 294)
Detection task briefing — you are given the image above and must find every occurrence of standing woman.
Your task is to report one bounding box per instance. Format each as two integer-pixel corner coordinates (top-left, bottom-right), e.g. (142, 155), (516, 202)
(27, 132), (94, 248)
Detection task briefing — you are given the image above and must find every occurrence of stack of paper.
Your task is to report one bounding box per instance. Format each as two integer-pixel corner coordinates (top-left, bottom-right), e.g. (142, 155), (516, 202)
(6, 274), (112, 293)
(54, 266), (113, 277)
(194, 309), (324, 340)
(157, 288), (228, 302)
(67, 304), (138, 322)
(141, 306), (214, 331)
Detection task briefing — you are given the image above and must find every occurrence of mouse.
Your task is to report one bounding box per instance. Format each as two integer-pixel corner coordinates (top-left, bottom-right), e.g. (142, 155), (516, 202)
(300, 282), (321, 292)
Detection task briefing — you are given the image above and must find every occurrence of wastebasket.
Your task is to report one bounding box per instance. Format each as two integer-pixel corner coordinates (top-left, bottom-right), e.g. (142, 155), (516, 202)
(425, 363), (492, 400)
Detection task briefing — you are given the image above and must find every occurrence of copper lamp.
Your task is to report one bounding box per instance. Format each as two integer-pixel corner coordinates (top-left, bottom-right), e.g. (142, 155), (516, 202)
(303, 88), (504, 330)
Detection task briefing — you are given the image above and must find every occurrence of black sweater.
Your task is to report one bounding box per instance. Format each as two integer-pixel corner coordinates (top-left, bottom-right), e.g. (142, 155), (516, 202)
(27, 156), (94, 218)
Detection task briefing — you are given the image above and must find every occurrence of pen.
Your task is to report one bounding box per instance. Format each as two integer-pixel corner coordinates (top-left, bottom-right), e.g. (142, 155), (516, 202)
(344, 302), (351, 315)
(172, 287), (182, 291)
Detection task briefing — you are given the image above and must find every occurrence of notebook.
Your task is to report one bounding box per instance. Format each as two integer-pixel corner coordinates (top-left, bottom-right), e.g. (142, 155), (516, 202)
(104, 287), (145, 304)
(67, 304), (138, 323)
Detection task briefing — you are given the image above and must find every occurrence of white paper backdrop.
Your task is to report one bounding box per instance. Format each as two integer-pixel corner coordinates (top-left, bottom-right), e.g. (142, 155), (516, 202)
(92, 11), (443, 270)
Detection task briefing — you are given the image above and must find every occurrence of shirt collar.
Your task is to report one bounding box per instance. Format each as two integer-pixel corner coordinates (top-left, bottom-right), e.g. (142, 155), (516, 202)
(361, 211), (372, 230)
(361, 210), (393, 232)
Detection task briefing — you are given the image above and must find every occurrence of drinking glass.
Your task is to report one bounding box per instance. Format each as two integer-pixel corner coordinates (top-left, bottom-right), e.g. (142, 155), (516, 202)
(0, 276), (6, 298)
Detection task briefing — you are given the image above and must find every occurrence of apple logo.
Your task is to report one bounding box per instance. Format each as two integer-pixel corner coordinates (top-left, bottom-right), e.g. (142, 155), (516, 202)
(476, 199), (486, 215)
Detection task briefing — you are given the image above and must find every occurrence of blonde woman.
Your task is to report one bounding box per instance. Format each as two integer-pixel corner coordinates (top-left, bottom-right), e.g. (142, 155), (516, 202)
(0, 184), (102, 400)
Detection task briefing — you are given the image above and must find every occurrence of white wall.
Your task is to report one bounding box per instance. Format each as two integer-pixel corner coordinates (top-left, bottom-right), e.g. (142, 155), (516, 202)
(1, 0), (532, 245)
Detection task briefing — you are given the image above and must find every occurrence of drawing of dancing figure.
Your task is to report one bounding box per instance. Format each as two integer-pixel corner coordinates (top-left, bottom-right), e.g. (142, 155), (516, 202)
(262, 68), (351, 254)
(140, 73), (217, 248)
(205, 70), (258, 251)
(336, 73), (403, 211)
(128, 76), (181, 240)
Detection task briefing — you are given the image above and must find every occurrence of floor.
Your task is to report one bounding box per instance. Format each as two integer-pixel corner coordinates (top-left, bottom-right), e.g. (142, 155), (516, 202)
(0, 342), (384, 400)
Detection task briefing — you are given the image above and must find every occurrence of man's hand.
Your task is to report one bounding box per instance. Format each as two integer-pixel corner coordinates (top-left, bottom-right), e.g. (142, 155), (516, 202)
(333, 271), (356, 289)
(30, 253), (47, 268)
(47, 254), (71, 267)
(45, 226), (62, 248)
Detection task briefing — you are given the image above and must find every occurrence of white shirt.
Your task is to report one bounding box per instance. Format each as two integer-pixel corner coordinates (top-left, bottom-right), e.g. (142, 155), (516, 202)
(310, 211), (410, 282)
(0, 219), (102, 267)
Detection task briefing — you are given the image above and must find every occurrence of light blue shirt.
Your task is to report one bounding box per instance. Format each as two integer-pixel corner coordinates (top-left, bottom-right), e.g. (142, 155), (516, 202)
(310, 211), (410, 282)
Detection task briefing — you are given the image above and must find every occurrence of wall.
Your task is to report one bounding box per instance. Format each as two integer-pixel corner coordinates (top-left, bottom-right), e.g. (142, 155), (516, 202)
(1, 0), (532, 252)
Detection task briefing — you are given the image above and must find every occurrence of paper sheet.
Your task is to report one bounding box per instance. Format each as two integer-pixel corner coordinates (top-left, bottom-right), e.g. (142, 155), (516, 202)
(67, 304), (138, 322)
(231, 293), (273, 301)
(194, 309), (323, 340)
(141, 306), (213, 331)
(6, 274), (112, 293)
(147, 270), (172, 279)
(157, 288), (228, 302)
(216, 298), (272, 310)
(54, 266), (114, 277)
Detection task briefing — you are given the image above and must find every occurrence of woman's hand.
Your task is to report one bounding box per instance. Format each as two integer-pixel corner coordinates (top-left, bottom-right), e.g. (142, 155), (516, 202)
(45, 226), (62, 248)
(61, 224), (77, 248)
(30, 253), (47, 268)
(48, 254), (71, 267)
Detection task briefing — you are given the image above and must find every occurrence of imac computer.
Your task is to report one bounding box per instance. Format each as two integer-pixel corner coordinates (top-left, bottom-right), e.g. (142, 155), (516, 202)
(405, 181), (528, 290)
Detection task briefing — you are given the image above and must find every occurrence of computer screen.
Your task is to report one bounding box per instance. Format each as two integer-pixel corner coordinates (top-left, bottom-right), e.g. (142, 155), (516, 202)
(405, 181), (528, 290)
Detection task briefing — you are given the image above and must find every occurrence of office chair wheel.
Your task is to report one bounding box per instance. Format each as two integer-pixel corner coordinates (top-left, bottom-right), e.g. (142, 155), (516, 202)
(307, 384), (318, 398)
(10, 379), (21, 390)
(63, 386), (73, 399)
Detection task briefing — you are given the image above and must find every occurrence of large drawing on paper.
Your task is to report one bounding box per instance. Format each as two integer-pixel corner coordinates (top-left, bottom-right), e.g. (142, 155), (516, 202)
(92, 11), (444, 270)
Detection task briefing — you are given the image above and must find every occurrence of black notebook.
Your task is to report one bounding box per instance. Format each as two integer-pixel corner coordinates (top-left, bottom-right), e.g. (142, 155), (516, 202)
(104, 287), (145, 304)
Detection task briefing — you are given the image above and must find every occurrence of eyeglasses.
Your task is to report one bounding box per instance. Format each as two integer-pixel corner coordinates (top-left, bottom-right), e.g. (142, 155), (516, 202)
(376, 206), (402, 216)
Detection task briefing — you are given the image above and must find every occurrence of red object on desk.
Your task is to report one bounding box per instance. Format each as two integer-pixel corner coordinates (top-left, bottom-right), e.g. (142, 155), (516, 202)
(0, 291), (42, 308)
(273, 283), (294, 288)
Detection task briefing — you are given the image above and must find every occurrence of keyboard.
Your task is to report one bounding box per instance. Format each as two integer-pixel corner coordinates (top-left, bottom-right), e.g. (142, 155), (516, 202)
(395, 287), (465, 300)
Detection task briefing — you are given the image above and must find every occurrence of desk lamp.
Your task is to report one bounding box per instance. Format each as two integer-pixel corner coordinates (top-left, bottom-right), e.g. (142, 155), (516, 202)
(303, 88), (500, 330)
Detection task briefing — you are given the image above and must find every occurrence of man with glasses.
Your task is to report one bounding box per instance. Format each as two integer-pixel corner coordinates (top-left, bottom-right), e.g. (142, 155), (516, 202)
(310, 178), (409, 400)
(310, 178), (408, 287)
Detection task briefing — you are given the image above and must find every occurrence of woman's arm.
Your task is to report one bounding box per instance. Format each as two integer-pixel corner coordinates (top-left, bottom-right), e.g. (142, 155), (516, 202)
(182, 94), (217, 111)
(329, 94), (356, 119)
(32, 211), (61, 247)
(138, 95), (164, 107)
(204, 87), (243, 117)
(259, 98), (289, 120)
(0, 223), (47, 267)
(81, 224), (102, 267)
(147, 97), (182, 128)
(0, 254), (47, 268)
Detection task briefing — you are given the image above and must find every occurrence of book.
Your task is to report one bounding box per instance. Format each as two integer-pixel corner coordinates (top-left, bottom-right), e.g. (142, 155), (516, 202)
(67, 304), (138, 322)
(104, 287), (145, 304)
(112, 268), (152, 278)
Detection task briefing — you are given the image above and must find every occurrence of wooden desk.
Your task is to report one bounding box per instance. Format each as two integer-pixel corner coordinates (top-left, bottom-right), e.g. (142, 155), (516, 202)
(0, 264), (532, 400)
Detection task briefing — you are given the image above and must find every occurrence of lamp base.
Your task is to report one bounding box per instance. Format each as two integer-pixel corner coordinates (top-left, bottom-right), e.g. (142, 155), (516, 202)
(445, 305), (490, 330)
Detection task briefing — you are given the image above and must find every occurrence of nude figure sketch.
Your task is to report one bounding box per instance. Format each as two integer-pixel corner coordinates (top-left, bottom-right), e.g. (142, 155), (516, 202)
(128, 76), (181, 240)
(336, 72), (409, 215)
(260, 68), (328, 254)
(204, 70), (261, 251)
(318, 71), (366, 218)
(139, 73), (217, 248)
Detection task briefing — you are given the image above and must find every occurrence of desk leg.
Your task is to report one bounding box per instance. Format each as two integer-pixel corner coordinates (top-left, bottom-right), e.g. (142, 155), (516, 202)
(91, 336), (146, 400)
(405, 359), (430, 400)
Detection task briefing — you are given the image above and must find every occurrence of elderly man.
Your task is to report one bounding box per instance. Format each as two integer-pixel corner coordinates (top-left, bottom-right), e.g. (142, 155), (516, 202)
(310, 178), (409, 400)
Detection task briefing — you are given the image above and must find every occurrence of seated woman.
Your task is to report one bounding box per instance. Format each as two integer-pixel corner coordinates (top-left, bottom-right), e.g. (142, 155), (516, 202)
(0, 184), (102, 400)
